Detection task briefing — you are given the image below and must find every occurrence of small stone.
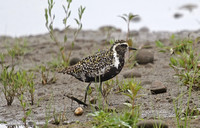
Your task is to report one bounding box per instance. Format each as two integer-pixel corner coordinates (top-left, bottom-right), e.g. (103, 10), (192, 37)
(150, 81), (167, 94)
(156, 98), (161, 102)
(135, 49), (154, 64)
(90, 97), (97, 104)
(123, 70), (141, 78)
(69, 57), (80, 66)
(28, 121), (34, 126)
(74, 107), (83, 116)
(137, 120), (168, 128)
(166, 97), (173, 103)
(37, 92), (45, 96)
(197, 63), (200, 69)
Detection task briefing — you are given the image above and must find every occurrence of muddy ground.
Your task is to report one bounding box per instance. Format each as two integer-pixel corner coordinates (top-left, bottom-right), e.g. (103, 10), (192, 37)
(0, 28), (200, 127)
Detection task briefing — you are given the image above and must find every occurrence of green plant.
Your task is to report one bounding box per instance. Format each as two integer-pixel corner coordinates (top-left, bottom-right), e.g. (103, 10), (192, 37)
(14, 70), (35, 105)
(45, 0), (85, 67)
(19, 94), (32, 128)
(102, 78), (118, 102)
(40, 65), (57, 85)
(51, 107), (67, 125)
(5, 38), (29, 57)
(173, 80), (197, 128)
(88, 79), (141, 128)
(155, 35), (194, 54)
(170, 35), (193, 54)
(88, 107), (140, 128)
(27, 72), (35, 105)
(169, 37), (200, 127)
(122, 80), (142, 116)
(47, 55), (63, 70)
(44, 95), (53, 128)
(7, 49), (16, 68)
(119, 13), (138, 40)
(118, 79), (134, 93)
(0, 53), (16, 105)
(0, 68), (33, 126)
(155, 40), (168, 53)
(15, 70), (36, 127)
(0, 66), (16, 106)
(169, 49), (200, 88)
(0, 53), (34, 126)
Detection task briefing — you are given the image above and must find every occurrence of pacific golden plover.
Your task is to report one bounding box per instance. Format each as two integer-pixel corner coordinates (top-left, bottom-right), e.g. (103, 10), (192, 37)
(59, 40), (137, 103)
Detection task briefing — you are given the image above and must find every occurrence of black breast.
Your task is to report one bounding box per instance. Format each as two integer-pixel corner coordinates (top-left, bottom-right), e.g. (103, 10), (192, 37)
(84, 59), (125, 82)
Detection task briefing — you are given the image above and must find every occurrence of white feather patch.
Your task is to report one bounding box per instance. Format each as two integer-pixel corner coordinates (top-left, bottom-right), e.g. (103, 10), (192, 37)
(113, 52), (119, 69)
(112, 42), (128, 69)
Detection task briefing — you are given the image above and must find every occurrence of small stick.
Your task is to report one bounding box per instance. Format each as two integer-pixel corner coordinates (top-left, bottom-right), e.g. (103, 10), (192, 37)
(66, 95), (88, 107)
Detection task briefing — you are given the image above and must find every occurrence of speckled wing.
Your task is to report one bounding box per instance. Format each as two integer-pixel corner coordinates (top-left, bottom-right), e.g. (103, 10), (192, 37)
(59, 50), (114, 81)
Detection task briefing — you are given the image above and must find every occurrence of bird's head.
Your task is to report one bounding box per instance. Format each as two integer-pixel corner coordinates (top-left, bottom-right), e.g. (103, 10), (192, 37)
(111, 40), (137, 56)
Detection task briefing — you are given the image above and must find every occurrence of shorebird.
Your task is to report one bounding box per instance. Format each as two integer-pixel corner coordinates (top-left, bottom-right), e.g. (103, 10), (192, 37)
(59, 40), (137, 103)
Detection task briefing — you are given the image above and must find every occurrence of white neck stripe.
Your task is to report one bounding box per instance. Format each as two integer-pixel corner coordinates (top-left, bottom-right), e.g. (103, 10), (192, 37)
(112, 42), (128, 69)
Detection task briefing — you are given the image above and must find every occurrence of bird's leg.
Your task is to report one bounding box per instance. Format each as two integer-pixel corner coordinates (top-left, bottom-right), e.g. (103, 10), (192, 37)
(99, 81), (107, 103)
(99, 81), (103, 97)
(99, 81), (109, 105)
(84, 82), (92, 103)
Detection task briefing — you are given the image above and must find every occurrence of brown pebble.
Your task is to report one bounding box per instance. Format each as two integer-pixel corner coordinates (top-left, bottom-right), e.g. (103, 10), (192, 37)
(150, 81), (167, 94)
(135, 49), (154, 64)
(74, 107), (83, 116)
(197, 63), (200, 69)
(37, 92), (45, 96)
(90, 97), (97, 104)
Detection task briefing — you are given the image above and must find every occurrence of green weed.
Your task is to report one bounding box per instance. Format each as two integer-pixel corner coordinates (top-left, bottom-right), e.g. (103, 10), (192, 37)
(122, 79), (142, 116)
(0, 53), (16, 106)
(173, 82), (197, 128)
(0, 51), (35, 127)
(0, 66), (16, 106)
(45, 0), (85, 68)
(5, 38), (29, 57)
(102, 77), (119, 101)
(169, 36), (200, 127)
(89, 79), (141, 127)
(19, 94), (32, 128)
(119, 13), (138, 40)
(51, 107), (67, 125)
(40, 65), (57, 85)
(169, 48), (200, 88)
(155, 34), (194, 54)
(88, 108), (139, 128)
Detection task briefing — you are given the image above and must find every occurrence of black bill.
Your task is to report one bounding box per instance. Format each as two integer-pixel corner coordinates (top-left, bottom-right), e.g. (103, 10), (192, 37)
(129, 47), (137, 50)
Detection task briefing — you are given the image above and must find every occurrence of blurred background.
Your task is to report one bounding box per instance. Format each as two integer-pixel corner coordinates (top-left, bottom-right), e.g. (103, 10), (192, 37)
(0, 0), (199, 37)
